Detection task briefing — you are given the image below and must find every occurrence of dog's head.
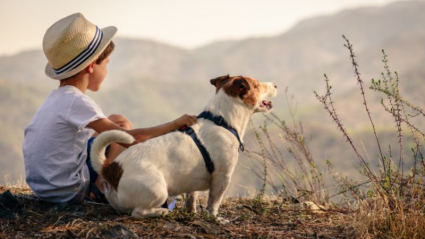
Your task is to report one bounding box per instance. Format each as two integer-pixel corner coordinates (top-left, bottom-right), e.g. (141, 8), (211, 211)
(210, 75), (277, 113)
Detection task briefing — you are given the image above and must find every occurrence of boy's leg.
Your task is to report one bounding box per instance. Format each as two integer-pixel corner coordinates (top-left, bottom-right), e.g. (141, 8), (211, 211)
(91, 114), (133, 163)
(90, 114), (133, 199)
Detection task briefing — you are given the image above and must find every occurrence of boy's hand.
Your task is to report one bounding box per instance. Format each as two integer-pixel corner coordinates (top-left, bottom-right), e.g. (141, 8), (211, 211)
(172, 114), (197, 130)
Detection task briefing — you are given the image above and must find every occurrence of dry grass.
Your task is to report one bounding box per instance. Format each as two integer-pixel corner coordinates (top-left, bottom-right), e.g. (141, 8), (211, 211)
(351, 198), (425, 239)
(0, 187), (355, 238)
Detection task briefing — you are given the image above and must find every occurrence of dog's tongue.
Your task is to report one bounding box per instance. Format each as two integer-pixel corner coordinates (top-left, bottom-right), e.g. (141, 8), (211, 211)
(262, 100), (273, 109)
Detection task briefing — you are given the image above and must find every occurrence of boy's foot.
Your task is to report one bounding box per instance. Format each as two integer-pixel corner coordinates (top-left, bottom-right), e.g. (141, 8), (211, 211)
(87, 177), (108, 204)
(88, 182), (108, 204)
(89, 192), (95, 200)
(94, 176), (106, 193)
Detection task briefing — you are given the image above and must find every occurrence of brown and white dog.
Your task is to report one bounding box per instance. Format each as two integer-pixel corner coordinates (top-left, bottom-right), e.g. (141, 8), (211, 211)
(90, 75), (277, 218)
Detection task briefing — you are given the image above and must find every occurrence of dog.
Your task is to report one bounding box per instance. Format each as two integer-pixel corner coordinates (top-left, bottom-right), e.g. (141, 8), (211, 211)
(90, 75), (277, 218)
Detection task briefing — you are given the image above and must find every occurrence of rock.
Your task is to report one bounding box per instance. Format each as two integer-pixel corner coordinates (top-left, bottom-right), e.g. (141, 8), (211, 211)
(100, 224), (137, 238)
(0, 190), (21, 219)
(64, 204), (86, 217)
(48, 202), (69, 213)
(302, 201), (326, 214)
(184, 234), (197, 239)
(48, 202), (86, 216)
(217, 216), (230, 225)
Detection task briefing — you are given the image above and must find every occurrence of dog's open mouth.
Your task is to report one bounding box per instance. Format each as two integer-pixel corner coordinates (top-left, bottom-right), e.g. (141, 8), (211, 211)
(260, 100), (273, 109)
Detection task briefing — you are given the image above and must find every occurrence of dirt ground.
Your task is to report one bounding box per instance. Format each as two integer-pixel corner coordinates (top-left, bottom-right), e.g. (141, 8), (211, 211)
(0, 187), (354, 238)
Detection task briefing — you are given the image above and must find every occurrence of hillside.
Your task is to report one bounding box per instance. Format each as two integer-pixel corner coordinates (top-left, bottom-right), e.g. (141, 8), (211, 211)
(1, 1), (425, 194)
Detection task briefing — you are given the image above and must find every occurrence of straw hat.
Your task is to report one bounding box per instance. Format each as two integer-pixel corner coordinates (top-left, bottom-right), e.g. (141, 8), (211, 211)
(43, 13), (117, 80)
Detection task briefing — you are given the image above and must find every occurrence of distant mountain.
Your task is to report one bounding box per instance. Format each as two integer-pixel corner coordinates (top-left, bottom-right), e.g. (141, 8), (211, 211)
(2, 2), (425, 95)
(1, 1), (425, 194)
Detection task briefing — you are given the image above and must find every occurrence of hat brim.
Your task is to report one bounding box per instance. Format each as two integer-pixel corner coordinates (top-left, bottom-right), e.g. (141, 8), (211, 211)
(45, 26), (117, 80)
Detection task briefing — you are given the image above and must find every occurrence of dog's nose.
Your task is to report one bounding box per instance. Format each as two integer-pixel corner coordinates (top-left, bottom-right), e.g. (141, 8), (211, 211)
(273, 83), (277, 88)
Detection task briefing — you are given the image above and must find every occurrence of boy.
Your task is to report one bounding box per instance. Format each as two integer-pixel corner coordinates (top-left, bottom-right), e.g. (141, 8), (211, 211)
(22, 13), (197, 204)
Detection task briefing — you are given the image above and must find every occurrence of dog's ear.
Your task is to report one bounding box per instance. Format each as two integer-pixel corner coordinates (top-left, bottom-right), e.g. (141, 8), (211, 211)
(210, 74), (230, 87)
(228, 77), (250, 98)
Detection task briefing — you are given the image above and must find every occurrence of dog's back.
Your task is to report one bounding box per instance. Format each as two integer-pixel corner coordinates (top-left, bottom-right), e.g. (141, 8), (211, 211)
(114, 120), (238, 193)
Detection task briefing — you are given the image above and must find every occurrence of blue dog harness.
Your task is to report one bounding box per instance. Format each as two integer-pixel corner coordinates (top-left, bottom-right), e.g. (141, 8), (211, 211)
(178, 111), (245, 174)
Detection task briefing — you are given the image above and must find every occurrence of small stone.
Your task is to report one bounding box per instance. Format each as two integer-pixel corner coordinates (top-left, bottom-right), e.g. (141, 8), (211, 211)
(184, 234), (197, 239)
(65, 204), (86, 216)
(0, 190), (21, 219)
(48, 202), (69, 213)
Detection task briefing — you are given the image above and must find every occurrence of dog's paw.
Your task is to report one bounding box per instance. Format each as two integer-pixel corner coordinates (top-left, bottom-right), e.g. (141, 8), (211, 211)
(217, 216), (230, 225)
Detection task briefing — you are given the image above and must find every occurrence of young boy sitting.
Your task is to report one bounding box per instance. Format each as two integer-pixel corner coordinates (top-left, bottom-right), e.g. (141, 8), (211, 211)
(22, 13), (197, 204)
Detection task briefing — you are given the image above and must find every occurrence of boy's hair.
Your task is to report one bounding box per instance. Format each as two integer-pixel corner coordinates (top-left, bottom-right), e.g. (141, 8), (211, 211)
(61, 41), (115, 81)
(96, 41), (115, 64)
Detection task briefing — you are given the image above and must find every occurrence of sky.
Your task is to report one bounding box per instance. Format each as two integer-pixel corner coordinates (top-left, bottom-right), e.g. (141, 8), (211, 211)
(0, 0), (398, 56)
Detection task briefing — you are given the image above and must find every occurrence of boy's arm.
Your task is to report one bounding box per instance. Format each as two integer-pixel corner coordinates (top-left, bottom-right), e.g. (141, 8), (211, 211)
(88, 114), (197, 146)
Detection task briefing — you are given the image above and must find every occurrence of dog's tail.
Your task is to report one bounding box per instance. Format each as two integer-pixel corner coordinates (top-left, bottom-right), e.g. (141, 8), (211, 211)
(90, 130), (135, 174)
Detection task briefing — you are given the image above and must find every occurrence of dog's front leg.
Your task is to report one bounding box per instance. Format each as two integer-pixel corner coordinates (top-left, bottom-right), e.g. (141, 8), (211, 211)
(206, 175), (230, 216)
(185, 191), (198, 213)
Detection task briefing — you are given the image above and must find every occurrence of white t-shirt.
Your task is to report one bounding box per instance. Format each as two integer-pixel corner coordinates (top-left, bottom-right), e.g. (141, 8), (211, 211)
(23, 85), (106, 203)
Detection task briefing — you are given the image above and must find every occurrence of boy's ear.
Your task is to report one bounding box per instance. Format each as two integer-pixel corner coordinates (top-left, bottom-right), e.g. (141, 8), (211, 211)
(86, 61), (96, 74)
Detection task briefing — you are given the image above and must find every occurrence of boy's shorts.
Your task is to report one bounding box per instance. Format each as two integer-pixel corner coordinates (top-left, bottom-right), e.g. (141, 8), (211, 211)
(86, 137), (109, 204)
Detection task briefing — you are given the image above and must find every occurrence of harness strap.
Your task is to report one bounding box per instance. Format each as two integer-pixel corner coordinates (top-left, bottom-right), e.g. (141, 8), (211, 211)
(178, 126), (215, 173)
(197, 111), (245, 152)
(178, 111), (244, 174)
